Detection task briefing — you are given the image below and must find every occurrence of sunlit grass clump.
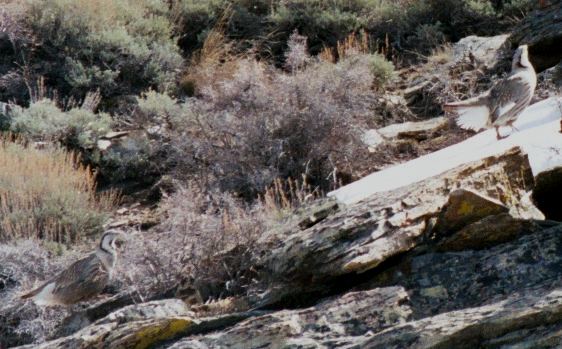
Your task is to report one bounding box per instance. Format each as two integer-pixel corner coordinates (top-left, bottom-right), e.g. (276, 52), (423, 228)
(0, 138), (116, 243)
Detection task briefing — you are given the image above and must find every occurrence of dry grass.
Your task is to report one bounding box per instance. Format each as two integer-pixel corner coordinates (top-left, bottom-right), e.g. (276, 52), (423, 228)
(319, 30), (370, 63)
(180, 7), (240, 96)
(261, 176), (323, 214)
(25, 0), (152, 32)
(0, 138), (116, 243)
(427, 44), (454, 65)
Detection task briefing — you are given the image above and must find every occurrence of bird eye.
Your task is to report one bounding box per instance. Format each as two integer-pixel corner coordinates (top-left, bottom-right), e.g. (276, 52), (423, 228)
(114, 240), (123, 249)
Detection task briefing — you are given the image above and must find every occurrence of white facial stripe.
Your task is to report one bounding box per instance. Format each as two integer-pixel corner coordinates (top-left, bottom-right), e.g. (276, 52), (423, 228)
(101, 233), (116, 252)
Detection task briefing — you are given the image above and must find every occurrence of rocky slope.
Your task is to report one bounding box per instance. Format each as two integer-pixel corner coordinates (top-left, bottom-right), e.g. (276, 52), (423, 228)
(4, 5), (562, 349)
(13, 142), (562, 349)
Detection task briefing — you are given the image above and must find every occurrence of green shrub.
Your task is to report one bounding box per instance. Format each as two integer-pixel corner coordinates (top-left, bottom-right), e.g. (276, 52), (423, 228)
(366, 53), (394, 90)
(136, 90), (183, 123)
(0, 140), (115, 243)
(98, 135), (161, 186)
(270, 0), (364, 55)
(9, 99), (113, 149)
(22, 0), (183, 101)
(171, 0), (224, 53)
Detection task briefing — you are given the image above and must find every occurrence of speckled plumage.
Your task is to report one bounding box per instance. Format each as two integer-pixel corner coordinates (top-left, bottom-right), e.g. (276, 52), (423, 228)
(21, 231), (124, 306)
(444, 45), (536, 139)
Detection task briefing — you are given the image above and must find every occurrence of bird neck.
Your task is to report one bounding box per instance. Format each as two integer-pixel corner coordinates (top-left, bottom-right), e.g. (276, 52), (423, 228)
(95, 247), (116, 274)
(512, 52), (533, 73)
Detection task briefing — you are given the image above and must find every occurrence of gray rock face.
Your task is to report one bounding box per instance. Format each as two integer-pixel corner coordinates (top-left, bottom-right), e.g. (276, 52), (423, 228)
(360, 288), (562, 349)
(452, 34), (511, 70)
(259, 147), (535, 304)
(15, 299), (261, 349)
(367, 221), (562, 319)
(169, 287), (412, 349)
(511, 2), (562, 72)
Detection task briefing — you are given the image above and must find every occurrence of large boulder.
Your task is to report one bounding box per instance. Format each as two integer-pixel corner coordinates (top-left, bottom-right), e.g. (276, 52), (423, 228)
(255, 147), (537, 308)
(511, 1), (562, 72)
(532, 166), (562, 221)
(451, 34), (511, 70)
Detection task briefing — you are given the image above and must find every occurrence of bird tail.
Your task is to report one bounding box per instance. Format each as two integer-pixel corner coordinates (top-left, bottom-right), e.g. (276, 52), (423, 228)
(20, 284), (44, 300)
(444, 96), (490, 131)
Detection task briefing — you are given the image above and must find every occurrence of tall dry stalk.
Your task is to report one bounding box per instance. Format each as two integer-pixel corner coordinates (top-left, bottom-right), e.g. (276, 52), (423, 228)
(320, 29), (370, 63)
(261, 176), (321, 213)
(181, 5), (241, 95)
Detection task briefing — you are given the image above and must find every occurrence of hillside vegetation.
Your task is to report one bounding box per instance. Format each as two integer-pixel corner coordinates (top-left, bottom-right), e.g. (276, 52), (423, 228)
(2, 0), (557, 346)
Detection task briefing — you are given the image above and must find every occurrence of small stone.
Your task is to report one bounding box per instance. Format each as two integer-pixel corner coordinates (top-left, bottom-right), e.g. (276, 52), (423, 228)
(378, 117), (448, 141)
(102, 131), (129, 140)
(106, 220), (129, 228)
(147, 125), (162, 135)
(32, 141), (49, 149)
(97, 139), (112, 151)
(361, 129), (384, 150)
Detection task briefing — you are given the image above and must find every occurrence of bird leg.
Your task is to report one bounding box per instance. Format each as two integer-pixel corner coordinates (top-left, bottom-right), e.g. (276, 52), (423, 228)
(495, 126), (504, 140)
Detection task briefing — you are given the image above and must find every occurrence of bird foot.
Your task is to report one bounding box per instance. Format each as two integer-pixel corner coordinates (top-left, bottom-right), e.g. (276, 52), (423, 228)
(496, 132), (508, 140)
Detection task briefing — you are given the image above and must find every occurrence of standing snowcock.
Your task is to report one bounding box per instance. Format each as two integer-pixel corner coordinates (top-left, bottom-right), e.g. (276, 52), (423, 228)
(444, 45), (536, 140)
(20, 231), (125, 306)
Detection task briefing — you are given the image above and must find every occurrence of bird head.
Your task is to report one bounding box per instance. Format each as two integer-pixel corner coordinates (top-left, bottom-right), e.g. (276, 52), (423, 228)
(512, 45), (532, 70)
(99, 230), (126, 256)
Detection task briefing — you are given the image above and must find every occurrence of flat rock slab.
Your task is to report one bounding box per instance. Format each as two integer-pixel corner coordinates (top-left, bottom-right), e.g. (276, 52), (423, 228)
(17, 316), (195, 349)
(101, 131), (129, 140)
(360, 288), (562, 349)
(329, 97), (562, 205)
(16, 299), (263, 349)
(377, 117), (448, 141)
(94, 299), (194, 325)
(436, 213), (546, 251)
(263, 148), (534, 288)
(168, 287), (412, 349)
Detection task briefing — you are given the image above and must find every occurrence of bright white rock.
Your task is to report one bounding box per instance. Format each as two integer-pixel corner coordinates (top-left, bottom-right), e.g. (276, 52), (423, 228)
(329, 97), (562, 205)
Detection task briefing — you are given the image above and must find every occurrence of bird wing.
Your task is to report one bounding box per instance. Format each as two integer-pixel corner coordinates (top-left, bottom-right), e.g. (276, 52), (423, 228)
(51, 253), (108, 298)
(488, 72), (533, 124)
